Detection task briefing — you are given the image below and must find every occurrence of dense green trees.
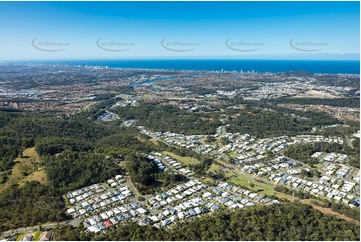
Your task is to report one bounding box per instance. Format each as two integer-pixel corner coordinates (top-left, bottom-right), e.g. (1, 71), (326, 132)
(112, 103), (222, 135)
(35, 137), (93, 156)
(44, 151), (122, 192)
(0, 109), (156, 232)
(284, 142), (342, 165)
(0, 182), (67, 232)
(125, 153), (186, 193)
(191, 158), (213, 175)
(126, 153), (159, 186)
(0, 112), (36, 182)
(95, 128), (152, 156)
(319, 124), (359, 137)
(226, 106), (338, 138)
(0, 137), (20, 172)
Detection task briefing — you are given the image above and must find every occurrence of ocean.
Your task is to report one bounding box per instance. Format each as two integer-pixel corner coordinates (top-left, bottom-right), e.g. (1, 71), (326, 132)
(20, 59), (360, 74)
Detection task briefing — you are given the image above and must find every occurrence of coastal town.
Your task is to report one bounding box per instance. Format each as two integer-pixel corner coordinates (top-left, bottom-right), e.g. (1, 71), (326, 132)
(0, 0), (360, 241)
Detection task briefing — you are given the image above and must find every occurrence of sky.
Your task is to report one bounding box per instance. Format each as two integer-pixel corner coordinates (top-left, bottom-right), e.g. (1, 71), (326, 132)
(0, 1), (359, 60)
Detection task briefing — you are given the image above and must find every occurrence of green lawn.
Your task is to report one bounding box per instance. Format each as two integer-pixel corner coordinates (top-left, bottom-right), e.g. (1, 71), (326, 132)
(225, 171), (235, 178)
(33, 231), (41, 241)
(229, 152), (239, 158)
(229, 175), (276, 196)
(149, 138), (159, 146)
(202, 177), (216, 185)
(314, 163), (324, 169)
(162, 151), (201, 166)
(207, 164), (222, 174)
(229, 175), (297, 201)
(17, 233), (27, 241)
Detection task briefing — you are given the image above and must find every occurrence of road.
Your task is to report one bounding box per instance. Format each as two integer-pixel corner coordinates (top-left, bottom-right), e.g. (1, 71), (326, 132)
(124, 176), (140, 198)
(0, 218), (80, 239)
(343, 135), (354, 148)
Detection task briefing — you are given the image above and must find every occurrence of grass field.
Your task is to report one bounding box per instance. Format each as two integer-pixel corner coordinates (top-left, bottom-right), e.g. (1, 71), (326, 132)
(16, 231), (41, 241)
(229, 174), (293, 200)
(162, 151), (201, 166)
(149, 138), (159, 146)
(0, 147), (48, 192)
(19, 169), (48, 187)
(314, 163), (324, 169)
(16, 233), (27, 241)
(33, 231), (41, 241)
(207, 164), (222, 174)
(214, 158), (232, 168)
(229, 152), (238, 158)
(229, 175), (270, 194)
(202, 177), (216, 185)
(224, 171), (235, 178)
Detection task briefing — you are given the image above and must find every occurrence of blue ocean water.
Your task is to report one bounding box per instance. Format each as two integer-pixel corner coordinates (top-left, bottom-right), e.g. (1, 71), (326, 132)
(24, 59), (360, 74)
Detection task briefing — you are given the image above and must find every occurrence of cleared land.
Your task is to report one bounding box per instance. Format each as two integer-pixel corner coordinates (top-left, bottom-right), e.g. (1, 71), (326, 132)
(162, 151), (201, 166)
(294, 89), (340, 99)
(0, 147), (47, 192)
(206, 164), (222, 174)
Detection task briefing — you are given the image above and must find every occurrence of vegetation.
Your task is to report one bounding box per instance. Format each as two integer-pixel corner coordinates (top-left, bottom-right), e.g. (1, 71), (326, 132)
(226, 106), (338, 138)
(125, 153), (187, 194)
(112, 103), (222, 135)
(43, 151), (122, 193)
(0, 109), (156, 231)
(125, 153), (159, 186)
(35, 137), (92, 156)
(319, 124), (359, 137)
(162, 151), (201, 166)
(343, 138), (360, 168)
(0, 147), (47, 193)
(0, 181), (67, 232)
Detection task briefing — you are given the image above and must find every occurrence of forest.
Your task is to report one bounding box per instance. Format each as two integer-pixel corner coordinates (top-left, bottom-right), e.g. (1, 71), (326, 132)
(0, 110), (153, 232)
(0, 181), (67, 232)
(225, 105), (338, 138)
(125, 153), (187, 194)
(111, 103), (223, 135)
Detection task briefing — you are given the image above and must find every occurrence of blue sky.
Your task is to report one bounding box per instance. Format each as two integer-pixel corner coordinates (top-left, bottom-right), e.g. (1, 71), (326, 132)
(0, 1), (359, 60)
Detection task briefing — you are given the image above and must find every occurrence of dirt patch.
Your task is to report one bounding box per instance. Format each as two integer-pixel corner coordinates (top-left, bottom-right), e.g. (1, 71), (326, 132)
(301, 199), (359, 225)
(295, 90), (340, 99)
(0, 148), (47, 192)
